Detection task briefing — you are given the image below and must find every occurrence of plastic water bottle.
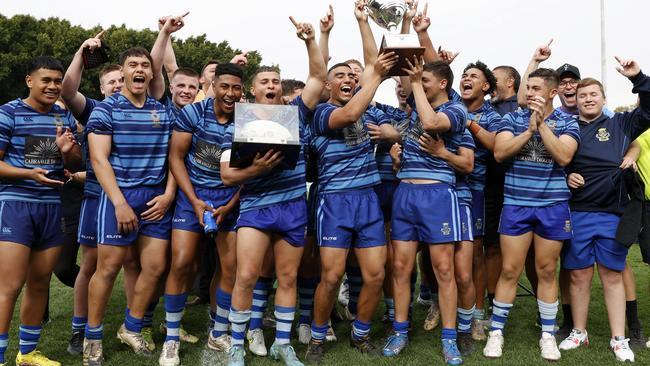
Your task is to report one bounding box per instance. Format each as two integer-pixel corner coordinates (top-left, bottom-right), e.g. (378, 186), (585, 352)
(203, 201), (218, 237)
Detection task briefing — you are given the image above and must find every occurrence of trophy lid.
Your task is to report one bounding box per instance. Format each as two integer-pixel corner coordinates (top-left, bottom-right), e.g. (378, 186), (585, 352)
(366, 0), (407, 32)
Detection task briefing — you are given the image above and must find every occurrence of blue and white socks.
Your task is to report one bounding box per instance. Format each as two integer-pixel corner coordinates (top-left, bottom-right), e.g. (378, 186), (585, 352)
(457, 305), (475, 334)
(489, 300), (513, 333)
(249, 277), (272, 331)
(18, 325), (41, 355)
(164, 293), (188, 342)
(229, 308), (251, 347)
(212, 288), (232, 338)
(274, 305), (295, 345)
(538, 299), (558, 336)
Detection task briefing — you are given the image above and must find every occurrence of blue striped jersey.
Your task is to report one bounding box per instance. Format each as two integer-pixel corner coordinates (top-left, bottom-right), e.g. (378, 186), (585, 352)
(498, 108), (580, 207)
(222, 96), (313, 212)
(397, 95), (468, 184)
(79, 97), (102, 198)
(467, 101), (501, 191)
(455, 130), (475, 205)
(311, 103), (390, 193)
(86, 93), (175, 188)
(175, 98), (231, 189)
(373, 103), (409, 181)
(0, 99), (77, 203)
(161, 93), (181, 118)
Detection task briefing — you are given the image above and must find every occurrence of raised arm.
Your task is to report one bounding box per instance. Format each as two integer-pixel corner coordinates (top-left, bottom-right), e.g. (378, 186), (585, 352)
(517, 39), (553, 108)
(402, 56), (452, 134)
(61, 31), (105, 117)
(289, 17), (326, 110)
(150, 12), (188, 100)
(355, 0), (378, 70)
(319, 5), (334, 67)
(327, 52), (399, 130)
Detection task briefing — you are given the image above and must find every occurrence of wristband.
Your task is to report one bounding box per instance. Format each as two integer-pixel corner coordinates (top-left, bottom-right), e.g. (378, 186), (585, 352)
(469, 121), (481, 135)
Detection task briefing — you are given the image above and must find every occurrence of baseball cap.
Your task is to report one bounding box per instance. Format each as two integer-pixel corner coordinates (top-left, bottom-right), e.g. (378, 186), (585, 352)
(556, 63), (581, 80)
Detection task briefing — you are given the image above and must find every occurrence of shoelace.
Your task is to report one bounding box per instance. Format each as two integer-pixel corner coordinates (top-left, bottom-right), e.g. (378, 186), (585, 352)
(566, 330), (583, 343)
(165, 342), (178, 358)
(541, 337), (558, 353)
(613, 339), (631, 350)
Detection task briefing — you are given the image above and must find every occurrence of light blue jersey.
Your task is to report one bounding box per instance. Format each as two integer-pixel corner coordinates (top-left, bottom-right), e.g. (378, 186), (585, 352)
(397, 95), (468, 184)
(497, 108), (580, 207)
(467, 101), (501, 191)
(312, 103), (390, 193)
(0, 99), (77, 203)
(86, 93), (175, 188)
(175, 98), (231, 189)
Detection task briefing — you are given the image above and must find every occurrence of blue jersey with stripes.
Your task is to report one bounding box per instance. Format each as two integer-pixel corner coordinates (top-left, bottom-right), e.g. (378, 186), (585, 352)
(312, 102), (390, 193)
(161, 93), (181, 118)
(175, 98), (231, 189)
(374, 102), (409, 181)
(455, 130), (475, 205)
(397, 95), (468, 184)
(78, 96), (102, 198)
(467, 101), (501, 191)
(223, 96), (312, 212)
(498, 108), (580, 207)
(0, 99), (77, 203)
(86, 93), (175, 188)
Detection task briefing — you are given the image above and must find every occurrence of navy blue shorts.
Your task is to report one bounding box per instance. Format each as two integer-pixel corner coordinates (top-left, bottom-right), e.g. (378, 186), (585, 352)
(0, 201), (64, 249)
(78, 197), (99, 247)
(470, 189), (485, 237)
(391, 182), (461, 244)
(374, 180), (399, 222)
(237, 198), (307, 247)
(498, 202), (573, 241)
(459, 203), (474, 242)
(97, 187), (173, 246)
(172, 186), (238, 233)
(316, 188), (386, 249)
(562, 211), (628, 271)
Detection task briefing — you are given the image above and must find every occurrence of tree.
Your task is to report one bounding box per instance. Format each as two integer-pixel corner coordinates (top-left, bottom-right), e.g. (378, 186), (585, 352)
(0, 13), (267, 103)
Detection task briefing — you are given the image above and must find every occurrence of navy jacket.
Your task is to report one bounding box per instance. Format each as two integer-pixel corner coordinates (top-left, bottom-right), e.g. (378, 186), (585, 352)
(567, 72), (650, 214)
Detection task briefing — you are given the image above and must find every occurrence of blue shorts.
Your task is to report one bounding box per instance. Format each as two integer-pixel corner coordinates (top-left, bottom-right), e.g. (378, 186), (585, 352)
(316, 188), (386, 249)
(237, 198), (307, 247)
(470, 189), (485, 237)
(391, 182), (461, 244)
(0, 201), (64, 249)
(307, 183), (319, 237)
(562, 211), (628, 271)
(97, 187), (173, 246)
(499, 202), (573, 241)
(172, 187), (238, 233)
(459, 203), (474, 242)
(78, 197), (99, 247)
(374, 180), (399, 221)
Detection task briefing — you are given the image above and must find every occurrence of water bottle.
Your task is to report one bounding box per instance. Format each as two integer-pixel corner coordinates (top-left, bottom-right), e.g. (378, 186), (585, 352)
(203, 200), (218, 237)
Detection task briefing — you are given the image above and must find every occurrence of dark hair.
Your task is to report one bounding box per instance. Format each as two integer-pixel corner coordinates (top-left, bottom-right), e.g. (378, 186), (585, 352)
(494, 65), (521, 93)
(281, 79), (306, 96)
(577, 77), (606, 98)
(463, 61), (496, 95)
(26, 56), (64, 75)
(118, 47), (153, 67)
(528, 68), (559, 88)
(252, 65), (280, 81)
(344, 59), (364, 71)
(328, 62), (352, 75)
(423, 61), (453, 94)
(172, 67), (200, 80)
(99, 64), (122, 82)
(215, 63), (244, 81)
(201, 59), (219, 75)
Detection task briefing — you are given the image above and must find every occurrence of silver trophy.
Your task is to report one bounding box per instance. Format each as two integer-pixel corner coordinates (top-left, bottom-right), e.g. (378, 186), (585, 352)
(366, 0), (424, 76)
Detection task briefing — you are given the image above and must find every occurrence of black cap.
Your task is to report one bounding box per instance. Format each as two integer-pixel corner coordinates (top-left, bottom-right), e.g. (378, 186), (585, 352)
(556, 63), (581, 80)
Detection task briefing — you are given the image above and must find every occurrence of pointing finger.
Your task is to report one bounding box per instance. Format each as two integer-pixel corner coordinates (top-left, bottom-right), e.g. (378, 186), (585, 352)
(546, 38), (554, 47)
(94, 30), (106, 39)
(289, 16), (299, 27)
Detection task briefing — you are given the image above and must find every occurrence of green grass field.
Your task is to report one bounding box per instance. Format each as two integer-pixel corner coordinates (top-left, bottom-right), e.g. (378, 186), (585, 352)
(3, 247), (649, 365)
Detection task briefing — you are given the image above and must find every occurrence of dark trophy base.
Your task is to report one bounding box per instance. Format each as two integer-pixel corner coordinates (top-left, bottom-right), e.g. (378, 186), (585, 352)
(230, 141), (300, 170)
(380, 33), (425, 76)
